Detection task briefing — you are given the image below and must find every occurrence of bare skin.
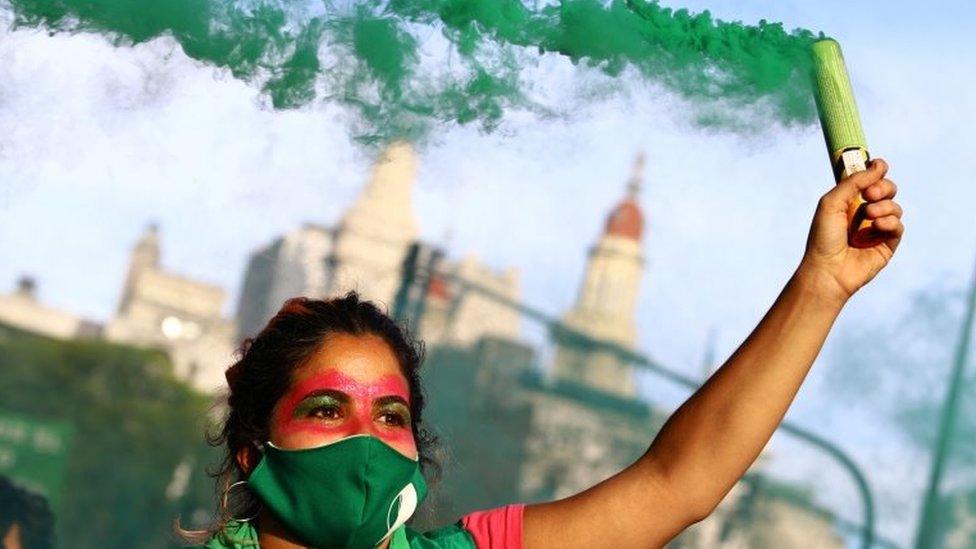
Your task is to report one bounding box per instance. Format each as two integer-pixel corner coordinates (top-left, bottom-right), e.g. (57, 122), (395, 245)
(235, 333), (416, 549)
(523, 158), (904, 548)
(3, 523), (22, 549)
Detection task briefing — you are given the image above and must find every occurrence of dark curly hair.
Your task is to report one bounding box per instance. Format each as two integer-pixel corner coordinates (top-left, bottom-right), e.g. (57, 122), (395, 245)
(178, 292), (438, 543)
(0, 475), (55, 549)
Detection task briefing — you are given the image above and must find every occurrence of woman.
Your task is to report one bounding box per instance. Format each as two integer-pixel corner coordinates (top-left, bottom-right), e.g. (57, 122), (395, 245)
(188, 159), (903, 548)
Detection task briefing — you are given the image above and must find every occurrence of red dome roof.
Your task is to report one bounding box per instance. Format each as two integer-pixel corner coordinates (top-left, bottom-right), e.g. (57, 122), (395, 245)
(604, 199), (644, 241)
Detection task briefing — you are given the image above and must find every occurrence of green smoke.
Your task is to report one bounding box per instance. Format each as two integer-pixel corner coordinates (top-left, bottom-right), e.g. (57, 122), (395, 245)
(3, 0), (821, 143)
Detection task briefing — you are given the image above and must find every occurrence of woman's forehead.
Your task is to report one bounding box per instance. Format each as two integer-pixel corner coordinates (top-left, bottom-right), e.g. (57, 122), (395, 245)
(293, 333), (407, 391)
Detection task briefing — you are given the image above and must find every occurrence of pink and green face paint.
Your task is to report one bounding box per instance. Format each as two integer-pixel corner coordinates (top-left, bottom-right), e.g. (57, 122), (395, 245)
(272, 371), (417, 456)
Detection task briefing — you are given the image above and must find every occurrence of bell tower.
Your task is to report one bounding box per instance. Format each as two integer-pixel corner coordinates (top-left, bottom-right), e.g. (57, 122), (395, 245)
(551, 154), (647, 396)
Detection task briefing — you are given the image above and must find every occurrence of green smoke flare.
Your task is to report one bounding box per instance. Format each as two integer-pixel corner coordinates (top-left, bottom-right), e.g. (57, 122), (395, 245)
(3, 0), (821, 143)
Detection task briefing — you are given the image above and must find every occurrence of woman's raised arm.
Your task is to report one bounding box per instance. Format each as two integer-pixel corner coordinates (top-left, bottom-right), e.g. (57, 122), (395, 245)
(523, 159), (904, 548)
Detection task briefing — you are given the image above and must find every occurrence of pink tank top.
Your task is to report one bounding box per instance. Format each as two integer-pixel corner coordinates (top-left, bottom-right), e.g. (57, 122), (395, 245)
(459, 504), (525, 549)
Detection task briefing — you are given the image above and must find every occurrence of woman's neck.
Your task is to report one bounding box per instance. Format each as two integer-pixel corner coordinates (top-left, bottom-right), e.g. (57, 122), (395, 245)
(255, 510), (304, 549)
(255, 510), (392, 549)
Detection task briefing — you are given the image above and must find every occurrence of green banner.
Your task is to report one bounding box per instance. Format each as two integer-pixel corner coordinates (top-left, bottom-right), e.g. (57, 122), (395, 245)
(0, 409), (73, 509)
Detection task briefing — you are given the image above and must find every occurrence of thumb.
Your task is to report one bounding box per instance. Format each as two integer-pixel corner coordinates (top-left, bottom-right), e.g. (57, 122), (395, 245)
(820, 157), (888, 212)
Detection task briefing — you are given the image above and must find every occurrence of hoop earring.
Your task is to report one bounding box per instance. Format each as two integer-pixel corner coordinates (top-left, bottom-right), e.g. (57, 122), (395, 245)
(222, 480), (260, 523)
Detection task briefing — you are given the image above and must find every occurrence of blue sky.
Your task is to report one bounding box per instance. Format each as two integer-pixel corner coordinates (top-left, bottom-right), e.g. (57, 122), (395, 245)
(1, 1), (974, 544)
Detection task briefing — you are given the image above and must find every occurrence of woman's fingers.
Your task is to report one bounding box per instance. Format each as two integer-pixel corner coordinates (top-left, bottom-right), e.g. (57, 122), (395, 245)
(873, 215), (905, 236)
(865, 178), (897, 201)
(821, 159), (890, 214)
(865, 199), (903, 220)
(870, 158), (889, 178)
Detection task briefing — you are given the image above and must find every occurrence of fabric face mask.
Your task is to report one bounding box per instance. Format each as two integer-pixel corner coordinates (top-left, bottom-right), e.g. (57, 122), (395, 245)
(247, 434), (428, 549)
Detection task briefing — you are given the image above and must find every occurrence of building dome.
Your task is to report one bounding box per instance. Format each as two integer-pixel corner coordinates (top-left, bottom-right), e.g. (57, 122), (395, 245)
(604, 199), (644, 241)
(603, 153), (646, 241)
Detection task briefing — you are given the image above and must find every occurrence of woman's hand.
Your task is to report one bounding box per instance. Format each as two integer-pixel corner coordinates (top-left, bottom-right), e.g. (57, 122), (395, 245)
(799, 158), (905, 304)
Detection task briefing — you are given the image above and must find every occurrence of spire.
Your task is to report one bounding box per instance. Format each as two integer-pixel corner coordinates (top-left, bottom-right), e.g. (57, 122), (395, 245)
(118, 222), (160, 314)
(15, 275), (36, 300)
(627, 152), (645, 199)
(362, 141), (417, 206)
(133, 222), (160, 271)
(341, 141), (419, 239)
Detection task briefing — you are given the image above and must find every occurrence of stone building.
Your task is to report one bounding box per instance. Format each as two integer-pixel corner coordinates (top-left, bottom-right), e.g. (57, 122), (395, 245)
(236, 223), (333, 339)
(235, 142), (521, 345)
(0, 277), (101, 340)
(416, 254), (521, 348)
(102, 224), (236, 392)
(235, 143), (419, 338)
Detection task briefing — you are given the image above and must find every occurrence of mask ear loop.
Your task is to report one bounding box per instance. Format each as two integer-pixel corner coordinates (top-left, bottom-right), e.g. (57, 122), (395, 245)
(222, 441), (265, 523)
(222, 481), (260, 523)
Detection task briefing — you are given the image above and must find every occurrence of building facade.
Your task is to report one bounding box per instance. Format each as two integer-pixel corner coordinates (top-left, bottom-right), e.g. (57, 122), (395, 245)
(0, 277), (100, 340)
(236, 223), (334, 339)
(417, 254), (521, 348)
(0, 228), (236, 393)
(234, 142), (521, 346)
(102, 224), (236, 392)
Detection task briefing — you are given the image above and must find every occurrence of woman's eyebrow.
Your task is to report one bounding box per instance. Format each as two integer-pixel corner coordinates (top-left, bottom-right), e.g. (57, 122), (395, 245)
(373, 395), (409, 408)
(298, 388), (350, 403)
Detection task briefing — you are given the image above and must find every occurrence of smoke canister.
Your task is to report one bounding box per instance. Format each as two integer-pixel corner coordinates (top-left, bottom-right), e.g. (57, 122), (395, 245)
(811, 38), (874, 247)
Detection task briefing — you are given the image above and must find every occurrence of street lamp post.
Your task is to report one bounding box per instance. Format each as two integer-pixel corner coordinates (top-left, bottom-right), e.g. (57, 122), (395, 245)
(914, 252), (976, 549)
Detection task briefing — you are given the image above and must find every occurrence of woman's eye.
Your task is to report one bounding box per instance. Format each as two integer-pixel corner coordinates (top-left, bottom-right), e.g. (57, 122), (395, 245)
(378, 412), (407, 427)
(309, 406), (342, 420)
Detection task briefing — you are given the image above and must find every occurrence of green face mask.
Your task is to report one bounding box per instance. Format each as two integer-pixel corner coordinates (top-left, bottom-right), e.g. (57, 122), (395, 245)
(247, 435), (427, 549)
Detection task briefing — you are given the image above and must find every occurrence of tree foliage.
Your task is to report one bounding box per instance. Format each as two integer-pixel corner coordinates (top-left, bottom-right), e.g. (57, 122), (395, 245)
(0, 324), (219, 548)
